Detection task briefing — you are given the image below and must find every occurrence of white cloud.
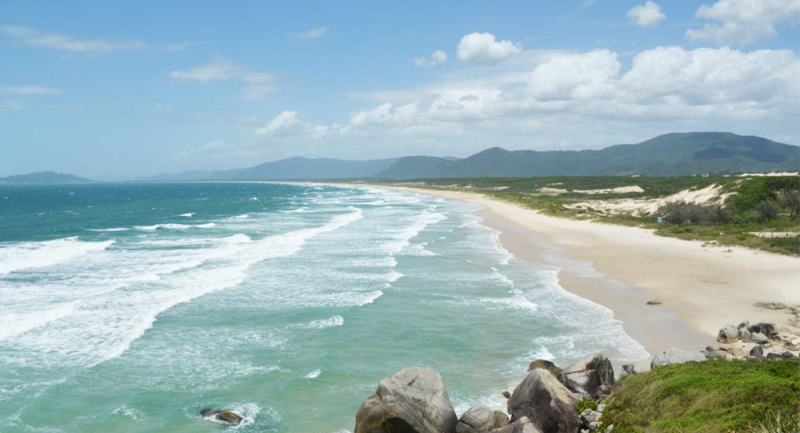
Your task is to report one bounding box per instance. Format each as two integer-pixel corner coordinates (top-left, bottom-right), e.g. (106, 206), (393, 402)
(414, 50), (448, 67)
(0, 25), (146, 53)
(457, 33), (523, 63)
(164, 42), (193, 52)
(0, 86), (61, 95)
(293, 26), (329, 39)
(627, 1), (666, 27)
(169, 57), (277, 100)
(169, 57), (245, 83)
(686, 0), (800, 44)
(256, 111), (302, 135)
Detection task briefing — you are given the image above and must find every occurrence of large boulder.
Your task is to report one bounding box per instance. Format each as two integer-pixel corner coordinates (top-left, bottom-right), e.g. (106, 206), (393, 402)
(456, 405), (495, 433)
(717, 324), (738, 343)
(528, 359), (562, 377)
(490, 416), (541, 433)
(651, 348), (706, 368)
(749, 322), (779, 339)
(494, 412), (510, 429)
(557, 354), (615, 399)
(200, 409), (243, 426)
(354, 367), (457, 433)
(509, 369), (580, 433)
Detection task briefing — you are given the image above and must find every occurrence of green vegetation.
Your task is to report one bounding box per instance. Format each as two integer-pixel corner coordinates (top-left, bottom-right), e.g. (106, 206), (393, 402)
(577, 399), (599, 413)
(380, 175), (800, 255)
(603, 359), (800, 433)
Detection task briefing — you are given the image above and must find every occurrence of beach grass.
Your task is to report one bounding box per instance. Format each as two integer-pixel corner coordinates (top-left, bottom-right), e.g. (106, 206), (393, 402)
(602, 359), (800, 433)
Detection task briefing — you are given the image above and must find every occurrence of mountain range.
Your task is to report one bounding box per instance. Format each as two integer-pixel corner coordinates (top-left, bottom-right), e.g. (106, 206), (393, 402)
(147, 132), (798, 181)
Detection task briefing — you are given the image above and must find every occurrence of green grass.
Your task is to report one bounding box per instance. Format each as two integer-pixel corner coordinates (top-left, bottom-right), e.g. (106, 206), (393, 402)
(603, 359), (800, 433)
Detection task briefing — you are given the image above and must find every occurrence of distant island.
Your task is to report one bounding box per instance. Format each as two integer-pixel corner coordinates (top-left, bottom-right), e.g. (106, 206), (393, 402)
(0, 171), (94, 184)
(146, 132), (799, 181)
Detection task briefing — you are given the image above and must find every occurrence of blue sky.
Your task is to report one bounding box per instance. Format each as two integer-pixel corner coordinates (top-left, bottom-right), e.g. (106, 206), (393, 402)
(1, 0), (798, 180)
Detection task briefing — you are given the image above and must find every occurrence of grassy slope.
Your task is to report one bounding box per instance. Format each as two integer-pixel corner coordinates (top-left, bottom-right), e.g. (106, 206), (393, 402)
(378, 176), (800, 255)
(603, 359), (800, 433)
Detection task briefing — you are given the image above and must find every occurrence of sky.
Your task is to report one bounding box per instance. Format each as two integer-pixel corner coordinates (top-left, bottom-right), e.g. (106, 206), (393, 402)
(1, 0), (799, 180)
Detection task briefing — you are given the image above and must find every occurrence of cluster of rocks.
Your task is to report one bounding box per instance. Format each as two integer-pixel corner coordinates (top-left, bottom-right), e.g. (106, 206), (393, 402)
(714, 319), (800, 361)
(353, 354), (618, 433)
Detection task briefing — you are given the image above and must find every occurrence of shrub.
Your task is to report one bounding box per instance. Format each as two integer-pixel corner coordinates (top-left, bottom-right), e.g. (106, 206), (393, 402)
(778, 188), (800, 217)
(659, 201), (710, 225)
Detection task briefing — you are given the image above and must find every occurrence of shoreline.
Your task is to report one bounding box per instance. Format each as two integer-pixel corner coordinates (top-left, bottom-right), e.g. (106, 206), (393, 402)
(361, 185), (800, 355)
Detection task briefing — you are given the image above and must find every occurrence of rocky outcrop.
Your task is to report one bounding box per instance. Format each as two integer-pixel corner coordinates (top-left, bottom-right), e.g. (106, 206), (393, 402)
(354, 367), (457, 433)
(493, 412), (510, 429)
(509, 369), (580, 433)
(557, 354), (615, 399)
(651, 348), (706, 367)
(528, 359), (562, 377)
(200, 409), (243, 425)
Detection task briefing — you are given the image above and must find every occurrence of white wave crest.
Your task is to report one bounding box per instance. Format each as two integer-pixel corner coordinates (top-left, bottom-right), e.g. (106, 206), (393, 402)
(0, 238), (115, 276)
(305, 369), (321, 379)
(305, 315), (344, 329)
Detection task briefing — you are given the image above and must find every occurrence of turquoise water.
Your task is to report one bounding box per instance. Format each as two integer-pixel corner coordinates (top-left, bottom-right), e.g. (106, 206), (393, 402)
(0, 182), (647, 432)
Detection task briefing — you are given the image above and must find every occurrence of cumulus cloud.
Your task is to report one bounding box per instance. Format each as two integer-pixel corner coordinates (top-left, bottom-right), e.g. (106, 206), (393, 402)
(293, 26), (329, 39)
(414, 50), (448, 67)
(457, 33), (522, 63)
(0, 86), (61, 95)
(0, 25), (146, 53)
(169, 57), (277, 99)
(344, 46), (799, 143)
(627, 1), (666, 27)
(686, 0), (800, 44)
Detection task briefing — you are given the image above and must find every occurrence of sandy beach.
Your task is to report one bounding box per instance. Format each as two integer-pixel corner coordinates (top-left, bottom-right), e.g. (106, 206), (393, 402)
(372, 185), (800, 355)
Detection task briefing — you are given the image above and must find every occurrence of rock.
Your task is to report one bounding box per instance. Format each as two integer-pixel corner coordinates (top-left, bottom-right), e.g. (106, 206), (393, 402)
(494, 411), (510, 429)
(749, 333), (769, 344)
(528, 359), (562, 377)
(621, 364), (634, 375)
(703, 350), (727, 360)
(651, 348), (706, 368)
(596, 404), (606, 413)
(557, 354), (615, 399)
(489, 416), (541, 433)
(605, 424), (614, 433)
(646, 299), (663, 305)
(502, 391), (512, 399)
(354, 367), (457, 433)
(200, 409), (244, 426)
(717, 324), (739, 343)
(766, 352), (795, 361)
(580, 409), (602, 425)
(739, 327), (751, 341)
(790, 304), (800, 314)
(589, 422), (602, 431)
(457, 405), (495, 433)
(749, 322), (779, 339)
(509, 369), (580, 433)
(705, 345), (719, 352)
(738, 320), (751, 330)
(749, 345), (764, 360)
(753, 301), (788, 310)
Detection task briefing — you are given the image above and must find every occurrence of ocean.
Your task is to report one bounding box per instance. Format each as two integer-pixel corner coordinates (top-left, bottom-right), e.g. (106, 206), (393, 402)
(0, 182), (647, 432)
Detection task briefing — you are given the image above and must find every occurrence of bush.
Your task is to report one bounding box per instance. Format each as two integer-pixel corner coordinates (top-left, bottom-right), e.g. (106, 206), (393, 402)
(659, 201), (711, 225)
(778, 188), (800, 216)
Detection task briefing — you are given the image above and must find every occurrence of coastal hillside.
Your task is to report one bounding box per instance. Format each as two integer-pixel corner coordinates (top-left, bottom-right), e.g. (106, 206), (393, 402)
(0, 171), (93, 184)
(144, 132), (797, 181)
(374, 133), (800, 179)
